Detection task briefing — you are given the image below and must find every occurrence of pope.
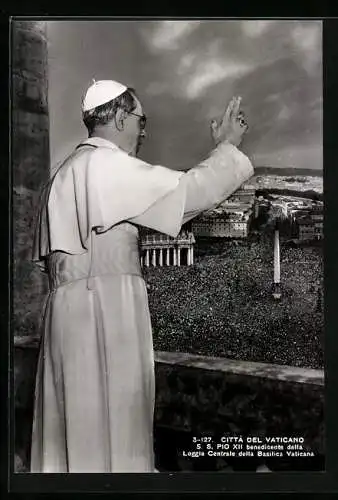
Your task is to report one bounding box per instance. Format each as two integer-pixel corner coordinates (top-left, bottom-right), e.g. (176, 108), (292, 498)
(30, 79), (254, 473)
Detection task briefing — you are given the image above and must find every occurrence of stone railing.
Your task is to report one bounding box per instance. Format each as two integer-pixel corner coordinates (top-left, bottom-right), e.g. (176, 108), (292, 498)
(13, 337), (325, 472)
(154, 351), (324, 471)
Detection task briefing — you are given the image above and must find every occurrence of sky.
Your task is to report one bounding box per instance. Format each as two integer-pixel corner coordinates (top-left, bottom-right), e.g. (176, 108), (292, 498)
(47, 20), (322, 171)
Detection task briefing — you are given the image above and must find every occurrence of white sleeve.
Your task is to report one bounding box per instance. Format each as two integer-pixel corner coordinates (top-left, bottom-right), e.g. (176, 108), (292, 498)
(129, 141), (254, 236)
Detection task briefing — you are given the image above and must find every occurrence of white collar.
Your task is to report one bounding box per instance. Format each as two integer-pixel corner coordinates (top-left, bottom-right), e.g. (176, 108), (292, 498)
(80, 136), (119, 150)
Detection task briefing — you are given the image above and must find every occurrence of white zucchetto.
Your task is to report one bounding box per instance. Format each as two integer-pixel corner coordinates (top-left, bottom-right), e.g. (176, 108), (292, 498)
(82, 79), (128, 112)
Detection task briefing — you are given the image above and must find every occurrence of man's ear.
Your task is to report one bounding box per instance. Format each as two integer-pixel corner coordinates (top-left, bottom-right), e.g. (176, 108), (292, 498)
(115, 108), (128, 131)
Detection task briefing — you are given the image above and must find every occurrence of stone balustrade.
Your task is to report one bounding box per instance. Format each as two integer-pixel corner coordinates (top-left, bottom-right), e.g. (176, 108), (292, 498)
(13, 336), (325, 472)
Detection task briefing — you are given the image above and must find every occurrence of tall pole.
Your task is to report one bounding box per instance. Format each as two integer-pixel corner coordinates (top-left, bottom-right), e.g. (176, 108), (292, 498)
(274, 229), (280, 283)
(272, 222), (281, 300)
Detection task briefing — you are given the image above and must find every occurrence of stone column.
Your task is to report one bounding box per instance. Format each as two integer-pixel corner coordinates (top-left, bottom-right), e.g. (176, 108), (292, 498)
(159, 248), (163, 266)
(177, 247), (181, 266)
(166, 248), (170, 266)
(12, 20), (50, 339)
(190, 245), (194, 265)
(152, 249), (156, 267)
(12, 20), (50, 472)
(145, 249), (150, 267)
(173, 247), (177, 266)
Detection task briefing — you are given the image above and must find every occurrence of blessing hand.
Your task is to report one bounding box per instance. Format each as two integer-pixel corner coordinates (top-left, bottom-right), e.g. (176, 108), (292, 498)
(210, 96), (249, 148)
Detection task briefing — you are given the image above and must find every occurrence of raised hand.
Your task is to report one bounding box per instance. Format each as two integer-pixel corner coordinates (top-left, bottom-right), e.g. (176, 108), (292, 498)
(210, 96), (249, 148)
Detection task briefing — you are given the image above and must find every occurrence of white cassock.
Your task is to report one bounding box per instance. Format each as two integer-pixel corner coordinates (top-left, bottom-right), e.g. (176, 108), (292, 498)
(31, 136), (254, 473)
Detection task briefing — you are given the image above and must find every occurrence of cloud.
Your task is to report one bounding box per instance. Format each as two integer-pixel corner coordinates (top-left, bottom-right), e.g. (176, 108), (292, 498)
(186, 59), (251, 99)
(147, 21), (201, 51)
(292, 22), (321, 51)
(146, 81), (171, 96)
(47, 20), (323, 171)
(241, 20), (276, 38)
(265, 93), (281, 103)
(177, 52), (199, 75)
(277, 104), (293, 121)
(291, 22), (322, 75)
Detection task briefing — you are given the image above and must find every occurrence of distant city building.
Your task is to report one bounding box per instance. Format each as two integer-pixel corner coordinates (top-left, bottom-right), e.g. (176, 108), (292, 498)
(249, 173), (323, 194)
(313, 221), (324, 239)
(298, 218), (317, 241)
(258, 194), (324, 241)
(192, 187), (255, 239)
(225, 187), (256, 204)
(311, 203), (324, 212)
(270, 203), (287, 219)
(310, 204), (324, 221)
(140, 229), (195, 267)
(192, 212), (252, 238)
(293, 202), (323, 241)
(140, 188), (323, 261)
(255, 196), (270, 219)
(271, 200), (289, 217)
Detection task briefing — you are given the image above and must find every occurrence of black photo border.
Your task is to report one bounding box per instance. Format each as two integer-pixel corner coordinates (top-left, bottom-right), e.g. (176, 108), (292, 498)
(2, 10), (338, 498)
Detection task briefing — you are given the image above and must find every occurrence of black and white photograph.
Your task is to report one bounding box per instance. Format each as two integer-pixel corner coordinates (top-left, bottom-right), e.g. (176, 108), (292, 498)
(12, 19), (324, 475)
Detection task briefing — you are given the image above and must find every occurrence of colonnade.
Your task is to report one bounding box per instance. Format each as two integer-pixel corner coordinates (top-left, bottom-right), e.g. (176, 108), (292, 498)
(141, 245), (194, 267)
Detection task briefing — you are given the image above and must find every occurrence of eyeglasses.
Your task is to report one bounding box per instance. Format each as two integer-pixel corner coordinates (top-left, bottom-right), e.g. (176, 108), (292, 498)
(128, 111), (147, 130)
